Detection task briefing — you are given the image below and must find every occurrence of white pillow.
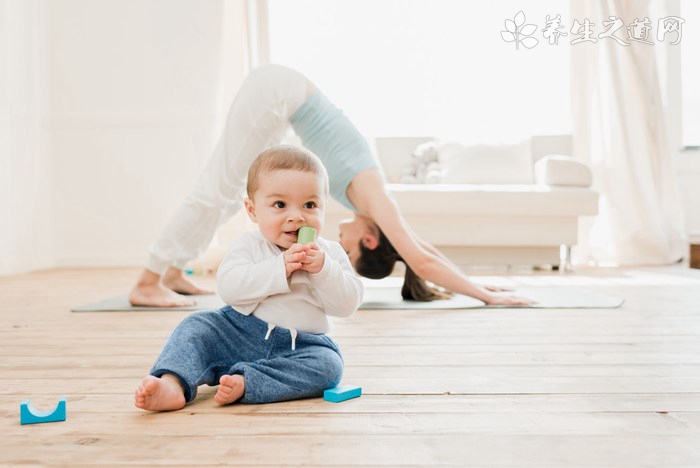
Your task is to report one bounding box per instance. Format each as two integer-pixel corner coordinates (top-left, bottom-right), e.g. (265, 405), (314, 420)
(534, 155), (593, 187)
(438, 140), (533, 184)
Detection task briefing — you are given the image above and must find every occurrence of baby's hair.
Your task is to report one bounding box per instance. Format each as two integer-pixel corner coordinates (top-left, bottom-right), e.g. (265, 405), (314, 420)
(247, 145), (328, 198)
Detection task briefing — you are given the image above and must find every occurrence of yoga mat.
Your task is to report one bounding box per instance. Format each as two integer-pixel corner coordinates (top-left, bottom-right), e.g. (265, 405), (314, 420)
(360, 286), (624, 309)
(73, 286), (623, 312)
(71, 294), (225, 312)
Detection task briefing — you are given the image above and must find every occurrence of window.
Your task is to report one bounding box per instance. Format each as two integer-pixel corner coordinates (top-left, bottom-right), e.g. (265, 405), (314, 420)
(681, 0), (699, 147)
(269, 0), (571, 144)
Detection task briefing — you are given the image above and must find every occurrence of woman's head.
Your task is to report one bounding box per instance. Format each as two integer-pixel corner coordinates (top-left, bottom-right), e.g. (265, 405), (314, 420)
(352, 226), (453, 302)
(337, 215), (379, 266)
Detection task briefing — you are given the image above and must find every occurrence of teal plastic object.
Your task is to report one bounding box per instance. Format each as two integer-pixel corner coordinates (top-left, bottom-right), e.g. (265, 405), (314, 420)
(20, 397), (67, 425)
(323, 385), (362, 403)
(297, 226), (317, 244)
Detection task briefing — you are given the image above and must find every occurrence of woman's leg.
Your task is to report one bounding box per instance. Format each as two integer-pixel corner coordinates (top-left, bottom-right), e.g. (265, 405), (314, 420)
(130, 65), (310, 306)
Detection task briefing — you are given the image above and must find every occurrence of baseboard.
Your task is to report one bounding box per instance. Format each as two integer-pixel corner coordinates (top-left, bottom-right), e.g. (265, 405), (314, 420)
(0, 256), (55, 276)
(52, 254), (146, 268)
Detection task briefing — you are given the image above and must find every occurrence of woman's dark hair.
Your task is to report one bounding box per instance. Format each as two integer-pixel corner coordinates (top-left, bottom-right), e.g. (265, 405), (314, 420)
(355, 229), (453, 302)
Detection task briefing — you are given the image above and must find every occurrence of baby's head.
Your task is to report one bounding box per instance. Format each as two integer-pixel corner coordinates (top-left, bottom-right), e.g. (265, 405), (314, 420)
(245, 145), (329, 250)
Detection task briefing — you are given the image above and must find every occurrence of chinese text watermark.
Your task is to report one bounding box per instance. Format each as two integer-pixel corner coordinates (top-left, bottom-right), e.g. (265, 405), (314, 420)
(501, 11), (685, 49)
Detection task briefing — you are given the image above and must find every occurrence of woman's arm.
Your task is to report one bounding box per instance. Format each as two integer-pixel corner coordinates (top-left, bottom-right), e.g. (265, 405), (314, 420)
(348, 170), (530, 305)
(414, 237), (513, 293)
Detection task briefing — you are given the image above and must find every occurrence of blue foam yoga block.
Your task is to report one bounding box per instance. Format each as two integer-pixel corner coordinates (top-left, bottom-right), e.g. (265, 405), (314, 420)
(324, 385), (362, 403)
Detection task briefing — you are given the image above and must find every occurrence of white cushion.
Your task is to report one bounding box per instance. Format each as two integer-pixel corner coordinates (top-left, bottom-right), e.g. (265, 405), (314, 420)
(386, 183), (599, 216)
(535, 155), (593, 187)
(438, 140), (533, 184)
(373, 136), (434, 183)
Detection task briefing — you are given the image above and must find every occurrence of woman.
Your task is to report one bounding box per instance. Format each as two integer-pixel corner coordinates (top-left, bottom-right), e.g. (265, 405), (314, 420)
(129, 65), (532, 307)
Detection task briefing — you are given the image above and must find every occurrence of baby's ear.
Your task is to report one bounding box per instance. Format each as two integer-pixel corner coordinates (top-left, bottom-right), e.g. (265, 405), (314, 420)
(243, 198), (257, 223)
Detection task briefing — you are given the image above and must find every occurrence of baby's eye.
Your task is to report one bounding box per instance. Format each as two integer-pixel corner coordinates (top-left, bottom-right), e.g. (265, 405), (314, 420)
(304, 201), (317, 209)
(274, 201), (286, 208)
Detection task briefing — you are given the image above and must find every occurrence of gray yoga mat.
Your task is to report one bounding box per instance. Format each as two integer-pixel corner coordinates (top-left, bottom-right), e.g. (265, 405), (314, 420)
(360, 286), (624, 309)
(71, 294), (225, 312)
(72, 286), (623, 312)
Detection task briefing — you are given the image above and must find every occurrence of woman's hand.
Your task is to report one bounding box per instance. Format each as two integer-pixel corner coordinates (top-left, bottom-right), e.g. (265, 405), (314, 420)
(481, 284), (514, 293)
(484, 294), (537, 306)
(300, 242), (325, 274)
(284, 244), (309, 277)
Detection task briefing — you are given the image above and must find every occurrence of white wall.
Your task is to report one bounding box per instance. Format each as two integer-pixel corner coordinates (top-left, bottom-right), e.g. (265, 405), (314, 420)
(0, 0), (54, 274)
(49, 0), (249, 267)
(1, 0), (249, 274)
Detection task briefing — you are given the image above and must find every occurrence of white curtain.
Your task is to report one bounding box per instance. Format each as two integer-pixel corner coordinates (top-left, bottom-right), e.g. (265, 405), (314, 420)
(571, 0), (686, 266)
(0, 0), (54, 275)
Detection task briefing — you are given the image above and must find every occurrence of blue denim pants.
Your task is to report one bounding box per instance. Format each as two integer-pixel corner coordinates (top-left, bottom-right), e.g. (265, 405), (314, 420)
(150, 306), (344, 404)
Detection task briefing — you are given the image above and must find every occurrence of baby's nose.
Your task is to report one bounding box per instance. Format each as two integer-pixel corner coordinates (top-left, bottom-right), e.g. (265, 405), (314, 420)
(288, 210), (304, 222)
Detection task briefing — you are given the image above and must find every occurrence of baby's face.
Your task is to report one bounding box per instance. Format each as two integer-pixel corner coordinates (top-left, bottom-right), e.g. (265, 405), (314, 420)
(245, 169), (326, 250)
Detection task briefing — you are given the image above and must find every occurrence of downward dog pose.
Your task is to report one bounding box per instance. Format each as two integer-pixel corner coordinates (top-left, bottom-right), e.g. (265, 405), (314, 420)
(129, 64), (532, 307)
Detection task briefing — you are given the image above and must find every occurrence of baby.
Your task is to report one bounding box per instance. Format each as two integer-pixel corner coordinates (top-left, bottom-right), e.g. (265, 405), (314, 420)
(135, 145), (363, 410)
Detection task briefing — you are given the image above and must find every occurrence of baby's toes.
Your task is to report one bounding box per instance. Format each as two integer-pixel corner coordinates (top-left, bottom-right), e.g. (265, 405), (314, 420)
(219, 375), (233, 386)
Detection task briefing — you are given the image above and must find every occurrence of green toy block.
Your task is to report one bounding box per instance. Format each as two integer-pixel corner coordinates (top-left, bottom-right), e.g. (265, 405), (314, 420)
(297, 226), (317, 244)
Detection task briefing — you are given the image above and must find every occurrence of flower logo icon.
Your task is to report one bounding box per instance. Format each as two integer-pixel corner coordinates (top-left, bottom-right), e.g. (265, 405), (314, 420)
(501, 11), (539, 49)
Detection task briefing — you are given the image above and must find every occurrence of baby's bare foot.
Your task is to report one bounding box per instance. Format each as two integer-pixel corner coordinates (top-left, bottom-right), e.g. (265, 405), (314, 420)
(134, 375), (186, 411)
(214, 374), (245, 405)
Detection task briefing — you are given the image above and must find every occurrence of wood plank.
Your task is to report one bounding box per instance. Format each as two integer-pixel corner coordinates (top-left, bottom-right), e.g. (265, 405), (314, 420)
(4, 411), (700, 437)
(4, 392), (700, 414)
(4, 327), (700, 344)
(2, 376), (700, 395)
(4, 363), (700, 380)
(4, 351), (700, 366)
(0, 434), (698, 466)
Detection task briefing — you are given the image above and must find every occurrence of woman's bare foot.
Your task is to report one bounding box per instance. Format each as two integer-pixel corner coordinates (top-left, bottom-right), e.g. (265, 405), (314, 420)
(162, 267), (214, 296)
(214, 374), (245, 405)
(134, 375), (186, 411)
(129, 270), (196, 307)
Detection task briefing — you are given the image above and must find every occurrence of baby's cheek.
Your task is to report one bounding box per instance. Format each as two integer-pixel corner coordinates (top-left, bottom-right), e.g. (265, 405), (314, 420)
(314, 212), (324, 230)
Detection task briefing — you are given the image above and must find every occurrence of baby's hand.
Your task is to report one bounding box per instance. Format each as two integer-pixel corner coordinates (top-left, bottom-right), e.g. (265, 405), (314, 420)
(284, 244), (309, 278)
(300, 242), (325, 274)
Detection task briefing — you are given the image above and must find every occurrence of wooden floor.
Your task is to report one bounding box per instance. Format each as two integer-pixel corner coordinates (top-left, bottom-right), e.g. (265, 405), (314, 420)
(1, 267), (700, 466)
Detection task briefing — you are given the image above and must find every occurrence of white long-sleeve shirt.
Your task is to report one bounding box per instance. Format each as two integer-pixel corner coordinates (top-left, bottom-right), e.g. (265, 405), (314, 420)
(217, 230), (363, 334)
